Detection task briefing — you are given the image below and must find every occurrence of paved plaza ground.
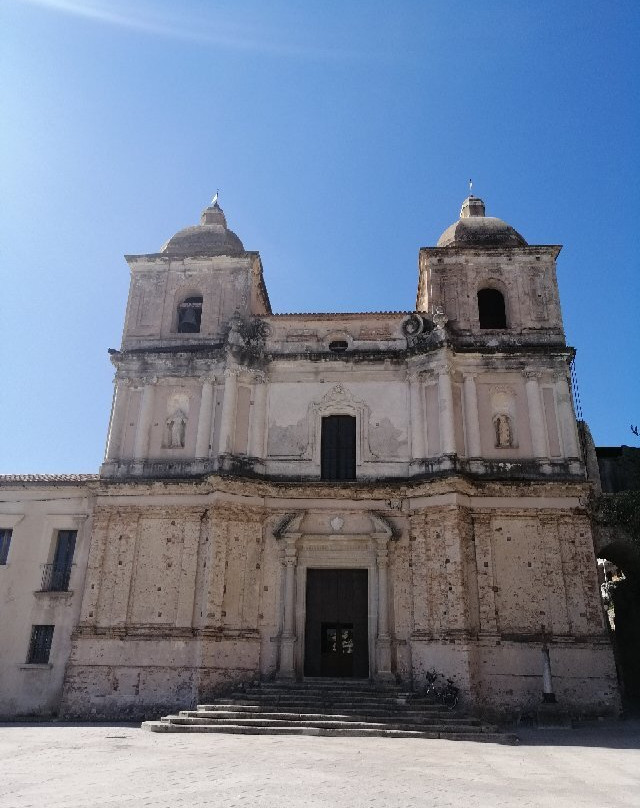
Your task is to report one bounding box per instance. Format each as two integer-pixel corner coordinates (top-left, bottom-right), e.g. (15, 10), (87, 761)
(1, 720), (639, 808)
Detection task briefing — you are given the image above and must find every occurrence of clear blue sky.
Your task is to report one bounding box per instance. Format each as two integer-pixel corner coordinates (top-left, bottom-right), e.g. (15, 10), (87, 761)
(1, 0), (639, 472)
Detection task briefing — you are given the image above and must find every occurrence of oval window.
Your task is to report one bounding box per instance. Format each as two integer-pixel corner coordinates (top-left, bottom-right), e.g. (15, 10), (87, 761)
(329, 340), (348, 352)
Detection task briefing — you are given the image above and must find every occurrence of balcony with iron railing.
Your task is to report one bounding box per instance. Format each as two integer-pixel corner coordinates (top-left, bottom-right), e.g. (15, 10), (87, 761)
(39, 563), (74, 593)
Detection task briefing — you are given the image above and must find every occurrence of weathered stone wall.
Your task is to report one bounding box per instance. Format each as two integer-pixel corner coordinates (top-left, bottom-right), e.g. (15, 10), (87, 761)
(57, 476), (619, 720)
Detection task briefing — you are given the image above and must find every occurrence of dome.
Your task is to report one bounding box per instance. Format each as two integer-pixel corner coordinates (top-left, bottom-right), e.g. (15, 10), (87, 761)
(437, 196), (527, 248)
(160, 200), (245, 256)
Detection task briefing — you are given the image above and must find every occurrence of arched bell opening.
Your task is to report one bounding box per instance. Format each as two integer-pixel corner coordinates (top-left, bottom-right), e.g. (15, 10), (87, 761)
(478, 288), (507, 329)
(176, 295), (203, 333)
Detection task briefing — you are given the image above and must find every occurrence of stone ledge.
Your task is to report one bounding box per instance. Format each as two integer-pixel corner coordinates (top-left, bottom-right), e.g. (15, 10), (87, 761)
(18, 664), (53, 671)
(33, 590), (74, 600)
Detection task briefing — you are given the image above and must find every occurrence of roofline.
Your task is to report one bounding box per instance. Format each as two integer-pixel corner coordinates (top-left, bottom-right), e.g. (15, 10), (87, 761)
(0, 474), (99, 486)
(265, 311), (412, 319)
(420, 245), (563, 258)
(124, 250), (260, 263)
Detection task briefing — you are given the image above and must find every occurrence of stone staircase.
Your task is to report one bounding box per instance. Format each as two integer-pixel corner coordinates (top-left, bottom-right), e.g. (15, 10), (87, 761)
(142, 680), (518, 743)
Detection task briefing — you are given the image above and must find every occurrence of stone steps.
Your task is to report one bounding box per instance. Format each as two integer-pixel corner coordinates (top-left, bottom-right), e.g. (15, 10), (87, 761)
(142, 681), (518, 744)
(165, 716), (486, 733)
(180, 709), (482, 725)
(215, 694), (447, 708)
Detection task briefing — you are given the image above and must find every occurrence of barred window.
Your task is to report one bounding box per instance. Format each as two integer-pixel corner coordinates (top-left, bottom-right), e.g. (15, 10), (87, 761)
(40, 529), (77, 592)
(0, 529), (12, 564)
(26, 625), (54, 665)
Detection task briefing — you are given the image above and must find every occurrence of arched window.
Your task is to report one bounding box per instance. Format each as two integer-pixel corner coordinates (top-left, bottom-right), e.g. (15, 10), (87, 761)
(478, 288), (507, 329)
(177, 296), (203, 333)
(321, 415), (356, 480)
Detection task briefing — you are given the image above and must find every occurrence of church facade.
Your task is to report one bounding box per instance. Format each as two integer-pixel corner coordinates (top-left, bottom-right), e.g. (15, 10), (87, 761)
(0, 196), (619, 720)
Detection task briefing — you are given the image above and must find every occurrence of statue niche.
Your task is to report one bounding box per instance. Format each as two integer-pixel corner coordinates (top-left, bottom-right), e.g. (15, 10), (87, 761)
(163, 409), (187, 449)
(494, 413), (513, 448)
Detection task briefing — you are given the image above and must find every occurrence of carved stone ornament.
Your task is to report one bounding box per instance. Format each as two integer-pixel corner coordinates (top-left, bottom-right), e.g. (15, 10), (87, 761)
(273, 512), (305, 538)
(317, 384), (357, 407)
(330, 516), (345, 532)
(402, 314), (425, 337)
(370, 512), (398, 540)
(432, 306), (449, 330)
(489, 384), (515, 396)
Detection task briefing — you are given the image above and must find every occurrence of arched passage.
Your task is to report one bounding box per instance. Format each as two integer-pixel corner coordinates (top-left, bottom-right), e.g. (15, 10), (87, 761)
(597, 539), (640, 707)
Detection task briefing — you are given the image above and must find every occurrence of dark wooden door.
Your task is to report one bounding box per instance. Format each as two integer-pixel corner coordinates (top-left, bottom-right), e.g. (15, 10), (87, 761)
(321, 415), (356, 480)
(304, 569), (369, 678)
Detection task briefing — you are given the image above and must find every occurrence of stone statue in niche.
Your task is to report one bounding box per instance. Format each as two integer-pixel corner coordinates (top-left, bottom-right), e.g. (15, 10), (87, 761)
(494, 413), (513, 448)
(164, 410), (187, 448)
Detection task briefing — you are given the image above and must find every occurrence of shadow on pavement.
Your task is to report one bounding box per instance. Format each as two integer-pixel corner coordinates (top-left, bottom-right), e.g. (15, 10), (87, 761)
(513, 717), (640, 749)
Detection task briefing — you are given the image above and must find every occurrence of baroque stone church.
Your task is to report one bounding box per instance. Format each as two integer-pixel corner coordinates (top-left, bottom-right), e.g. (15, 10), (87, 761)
(0, 195), (619, 720)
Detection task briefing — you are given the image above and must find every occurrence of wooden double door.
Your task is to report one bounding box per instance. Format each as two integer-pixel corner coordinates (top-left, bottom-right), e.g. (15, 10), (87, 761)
(304, 569), (369, 678)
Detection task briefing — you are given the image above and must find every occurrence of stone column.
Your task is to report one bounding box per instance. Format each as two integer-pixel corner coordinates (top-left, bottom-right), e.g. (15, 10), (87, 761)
(218, 368), (239, 455)
(525, 371), (548, 458)
(249, 374), (268, 458)
(554, 374), (580, 458)
(409, 373), (426, 460)
(375, 537), (394, 682)
(438, 364), (457, 455)
(462, 373), (482, 458)
(195, 376), (215, 458)
(278, 536), (298, 679)
(133, 379), (155, 460)
(105, 379), (129, 461)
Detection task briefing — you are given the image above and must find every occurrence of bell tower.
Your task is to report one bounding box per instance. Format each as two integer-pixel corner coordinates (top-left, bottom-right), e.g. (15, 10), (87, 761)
(101, 198), (271, 478)
(415, 196), (581, 474)
(417, 195), (565, 342)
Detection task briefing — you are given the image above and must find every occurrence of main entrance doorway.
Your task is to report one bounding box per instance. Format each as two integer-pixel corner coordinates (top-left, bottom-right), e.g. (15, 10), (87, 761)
(304, 569), (369, 678)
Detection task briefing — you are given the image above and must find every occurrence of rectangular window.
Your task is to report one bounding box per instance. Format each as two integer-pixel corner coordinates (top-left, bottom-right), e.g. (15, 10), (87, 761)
(26, 625), (54, 664)
(0, 529), (12, 564)
(321, 415), (356, 481)
(41, 529), (77, 592)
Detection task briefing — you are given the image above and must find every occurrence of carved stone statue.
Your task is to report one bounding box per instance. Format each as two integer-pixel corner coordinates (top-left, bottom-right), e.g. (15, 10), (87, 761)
(164, 410), (187, 448)
(494, 413), (513, 448)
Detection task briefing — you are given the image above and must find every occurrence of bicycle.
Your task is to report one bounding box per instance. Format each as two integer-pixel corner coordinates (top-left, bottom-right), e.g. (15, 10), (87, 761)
(422, 669), (459, 710)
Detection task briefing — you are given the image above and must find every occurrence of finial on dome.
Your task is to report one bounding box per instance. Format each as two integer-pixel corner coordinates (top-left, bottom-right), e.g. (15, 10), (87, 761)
(201, 191), (227, 226)
(460, 195), (485, 218)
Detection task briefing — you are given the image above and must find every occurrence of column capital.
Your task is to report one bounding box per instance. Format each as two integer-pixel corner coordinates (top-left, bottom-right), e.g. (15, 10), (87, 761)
(437, 362), (455, 377)
(201, 373), (217, 384)
(283, 534), (299, 559)
(524, 370), (542, 381)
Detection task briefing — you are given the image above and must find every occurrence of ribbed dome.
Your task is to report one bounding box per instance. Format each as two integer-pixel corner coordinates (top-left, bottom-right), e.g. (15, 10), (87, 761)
(437, 196), (527, 248)
(160, 200), (245, 256)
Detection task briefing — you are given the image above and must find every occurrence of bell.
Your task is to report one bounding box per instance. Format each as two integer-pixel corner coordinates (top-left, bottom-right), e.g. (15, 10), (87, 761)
(178, 306), (200, 333)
